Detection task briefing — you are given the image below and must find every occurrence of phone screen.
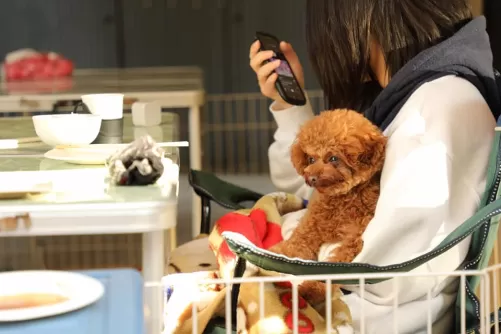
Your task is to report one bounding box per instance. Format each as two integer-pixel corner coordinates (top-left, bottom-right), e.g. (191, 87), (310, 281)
(270, 54), (303, 100)
(271, 56), (294, 78)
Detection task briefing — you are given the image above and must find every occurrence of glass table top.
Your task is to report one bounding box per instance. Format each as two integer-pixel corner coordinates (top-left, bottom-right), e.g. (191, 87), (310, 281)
(0, 113), (180, 207)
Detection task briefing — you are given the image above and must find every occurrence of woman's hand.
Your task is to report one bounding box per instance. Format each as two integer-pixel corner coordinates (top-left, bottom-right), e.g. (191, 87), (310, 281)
(249, 40), (305, 110)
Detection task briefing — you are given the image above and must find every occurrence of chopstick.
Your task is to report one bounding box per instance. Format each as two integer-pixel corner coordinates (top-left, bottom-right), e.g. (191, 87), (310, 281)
(0, 137), (41, 149)
(157, 141), (190, 148)
(0, 137), (41, 144)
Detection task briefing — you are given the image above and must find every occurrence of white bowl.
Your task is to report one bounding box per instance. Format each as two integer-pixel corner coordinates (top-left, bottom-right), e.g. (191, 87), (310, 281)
(81, 93), (124, 120)
(33, 114), (102, 147)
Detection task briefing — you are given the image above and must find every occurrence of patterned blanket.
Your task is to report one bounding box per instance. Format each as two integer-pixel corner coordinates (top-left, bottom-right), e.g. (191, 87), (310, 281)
(162, 192), (353, 334)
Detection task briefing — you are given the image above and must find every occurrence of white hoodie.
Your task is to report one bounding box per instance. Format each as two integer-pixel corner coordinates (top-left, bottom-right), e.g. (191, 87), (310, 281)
(268, 75), (496, 333)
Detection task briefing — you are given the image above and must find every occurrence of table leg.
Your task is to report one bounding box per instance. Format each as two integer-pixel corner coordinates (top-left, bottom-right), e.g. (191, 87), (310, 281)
(189, 105), (202, 238)
(143, 231), (165, 334)
(169, 228), (177, 251)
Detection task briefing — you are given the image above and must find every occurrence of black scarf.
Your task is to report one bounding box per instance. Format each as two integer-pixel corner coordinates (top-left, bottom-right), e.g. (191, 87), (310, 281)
(364, 16), (501, 131)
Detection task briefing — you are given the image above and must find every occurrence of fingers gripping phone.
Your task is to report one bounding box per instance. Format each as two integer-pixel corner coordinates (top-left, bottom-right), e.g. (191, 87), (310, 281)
(255, 31), (307, 106)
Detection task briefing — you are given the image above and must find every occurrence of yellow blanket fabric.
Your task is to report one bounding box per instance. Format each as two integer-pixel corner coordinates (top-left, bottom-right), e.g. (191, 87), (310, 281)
(162, 192), (353, 334)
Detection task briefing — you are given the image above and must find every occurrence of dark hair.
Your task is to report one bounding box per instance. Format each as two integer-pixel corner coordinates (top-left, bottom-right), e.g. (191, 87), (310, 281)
(306, 0), (473, 110)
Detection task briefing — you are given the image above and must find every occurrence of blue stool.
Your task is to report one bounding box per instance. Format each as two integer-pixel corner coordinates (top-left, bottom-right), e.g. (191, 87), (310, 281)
(0, 269), (144, 334)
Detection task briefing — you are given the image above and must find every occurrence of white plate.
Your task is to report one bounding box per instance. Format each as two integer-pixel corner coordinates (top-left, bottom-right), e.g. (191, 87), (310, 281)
(44, 147), (117, 165)
(0, 271), (104, 322)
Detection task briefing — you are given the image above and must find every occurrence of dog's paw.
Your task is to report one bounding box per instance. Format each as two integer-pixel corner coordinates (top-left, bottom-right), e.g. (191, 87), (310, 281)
(267, 243), (284, 255)
(318, 242), (341, 261)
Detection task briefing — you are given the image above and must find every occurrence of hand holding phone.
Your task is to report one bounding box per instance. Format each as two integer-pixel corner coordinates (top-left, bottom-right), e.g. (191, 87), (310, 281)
(253, 32), (307, 106)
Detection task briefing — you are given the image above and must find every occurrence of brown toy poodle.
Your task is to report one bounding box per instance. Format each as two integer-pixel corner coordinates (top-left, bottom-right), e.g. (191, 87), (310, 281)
(270, 109), (387, 303)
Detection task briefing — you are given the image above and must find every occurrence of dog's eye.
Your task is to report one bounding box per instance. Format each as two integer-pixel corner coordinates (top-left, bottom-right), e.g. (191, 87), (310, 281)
(307, 157), (316, 164)
(329, 156), (338, 163)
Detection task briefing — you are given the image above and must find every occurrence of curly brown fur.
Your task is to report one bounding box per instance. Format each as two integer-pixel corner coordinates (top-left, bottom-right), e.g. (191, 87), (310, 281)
(270, 109), (387, 304)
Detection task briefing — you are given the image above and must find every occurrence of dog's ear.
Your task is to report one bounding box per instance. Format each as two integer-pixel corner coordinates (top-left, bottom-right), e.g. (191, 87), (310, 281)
(290, 140), (308, 174)
(358, 133), (387, 167)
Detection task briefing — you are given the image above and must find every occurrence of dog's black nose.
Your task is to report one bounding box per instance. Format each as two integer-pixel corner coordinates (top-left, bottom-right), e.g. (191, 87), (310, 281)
(308, 176), (318, 185)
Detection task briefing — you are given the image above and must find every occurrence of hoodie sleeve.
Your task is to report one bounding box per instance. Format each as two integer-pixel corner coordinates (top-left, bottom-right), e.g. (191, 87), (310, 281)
(343, 77), (496, 331)
(268, 100), (315, 199)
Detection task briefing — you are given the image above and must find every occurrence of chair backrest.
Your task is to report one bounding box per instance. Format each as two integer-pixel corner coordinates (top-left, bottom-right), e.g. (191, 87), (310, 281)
(452, 71), (501, 333)
(453, 116), (501, 333)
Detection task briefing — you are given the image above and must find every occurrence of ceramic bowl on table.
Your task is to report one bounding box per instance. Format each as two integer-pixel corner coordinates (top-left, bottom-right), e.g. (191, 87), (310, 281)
(32, 114), (102, 147)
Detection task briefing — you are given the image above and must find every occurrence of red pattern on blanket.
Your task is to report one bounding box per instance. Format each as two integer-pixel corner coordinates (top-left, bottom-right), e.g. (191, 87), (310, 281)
(209, 209), (284, 267)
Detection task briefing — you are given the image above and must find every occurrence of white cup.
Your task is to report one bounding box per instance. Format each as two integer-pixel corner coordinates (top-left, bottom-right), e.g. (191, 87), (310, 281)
(81, 93), (124, 120)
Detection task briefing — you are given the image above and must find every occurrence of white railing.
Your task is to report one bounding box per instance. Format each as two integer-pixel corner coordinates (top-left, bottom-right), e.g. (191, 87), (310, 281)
(156, 262), (501, 334)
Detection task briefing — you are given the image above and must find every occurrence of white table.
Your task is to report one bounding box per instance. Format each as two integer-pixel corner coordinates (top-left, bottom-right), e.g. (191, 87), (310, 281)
(0, 157), (178, 334)
(0, 113), (181, 334)
(0, 67), (204, 238)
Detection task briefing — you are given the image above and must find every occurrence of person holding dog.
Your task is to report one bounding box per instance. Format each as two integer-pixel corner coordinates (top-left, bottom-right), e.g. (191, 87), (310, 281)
(249, 1), (499, 332)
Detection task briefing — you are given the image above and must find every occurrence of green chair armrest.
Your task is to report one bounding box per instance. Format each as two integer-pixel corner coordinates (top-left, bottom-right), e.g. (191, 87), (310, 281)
(188, 169), (263, 210)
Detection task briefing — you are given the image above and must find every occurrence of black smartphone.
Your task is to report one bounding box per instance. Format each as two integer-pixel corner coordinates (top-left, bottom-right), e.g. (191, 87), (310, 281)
(255, 31), (307, 106)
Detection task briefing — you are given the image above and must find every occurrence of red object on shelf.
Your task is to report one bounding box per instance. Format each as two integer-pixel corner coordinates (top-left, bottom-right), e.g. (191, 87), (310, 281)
(3, 51), (74, 81)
